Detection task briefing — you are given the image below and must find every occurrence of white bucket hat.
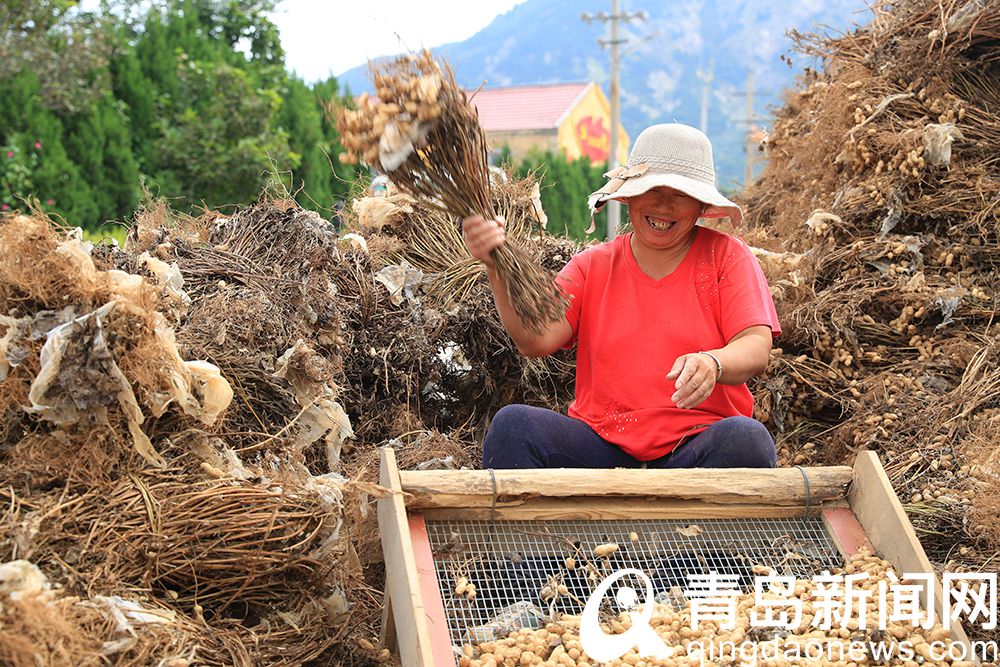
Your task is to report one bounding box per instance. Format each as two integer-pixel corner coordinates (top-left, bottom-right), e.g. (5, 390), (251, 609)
(588, 123), (742, 225)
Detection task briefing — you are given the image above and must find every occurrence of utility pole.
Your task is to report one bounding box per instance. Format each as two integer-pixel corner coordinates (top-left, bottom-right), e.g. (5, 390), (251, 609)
(582, 3), (646, 241)
(696, 58), (714, 136)
(744, 68), (755, 187)
(608, 1), (621, 241)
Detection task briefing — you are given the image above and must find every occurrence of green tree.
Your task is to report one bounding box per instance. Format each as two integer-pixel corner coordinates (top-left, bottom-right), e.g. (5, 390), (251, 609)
(314, 76), (363, 202)
(135, 9), (180, 103)
(130, 1), (307, 211)
(278, 76), (333, 210)
(510, 149), (608, 241)
(96, 100), (140, 218)
(1, 0), (361, 227)
(0, 137), (37, 213)
(211, 0), (284, 66)
(63, 97), (140, 223)
(109, 39), (158, 168)
(0, 70), (97, 222)
(0, 0), (113, 112)
(151, 61), (296, 209)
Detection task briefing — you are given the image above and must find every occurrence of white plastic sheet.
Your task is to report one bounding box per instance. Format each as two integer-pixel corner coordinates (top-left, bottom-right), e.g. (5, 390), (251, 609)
(923, 123), (965, 168)
(374, 261), (423, 306)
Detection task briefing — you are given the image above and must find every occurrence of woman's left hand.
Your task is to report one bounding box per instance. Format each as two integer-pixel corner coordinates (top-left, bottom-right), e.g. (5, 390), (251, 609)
(666, 353), (719, 409)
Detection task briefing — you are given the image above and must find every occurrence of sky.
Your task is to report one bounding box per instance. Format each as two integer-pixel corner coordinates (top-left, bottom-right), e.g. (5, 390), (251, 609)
(270, 0), (529, 83)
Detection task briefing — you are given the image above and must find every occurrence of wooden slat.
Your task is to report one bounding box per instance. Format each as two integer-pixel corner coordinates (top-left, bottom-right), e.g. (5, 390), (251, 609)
(377, 448), (437, 666)
(418, 498), (850, 521)
(408, 515), (458, 665)
(848, 451), (976, 658)
(399, 466), (853, 509)
(821, 507), (874, 560)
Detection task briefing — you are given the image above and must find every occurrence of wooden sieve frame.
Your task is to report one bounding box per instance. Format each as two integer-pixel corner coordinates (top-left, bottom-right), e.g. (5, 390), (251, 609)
(377, 448), (976, 666)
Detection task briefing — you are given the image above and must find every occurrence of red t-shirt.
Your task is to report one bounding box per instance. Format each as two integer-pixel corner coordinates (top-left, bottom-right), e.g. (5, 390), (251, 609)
(555, 227), (781, 461)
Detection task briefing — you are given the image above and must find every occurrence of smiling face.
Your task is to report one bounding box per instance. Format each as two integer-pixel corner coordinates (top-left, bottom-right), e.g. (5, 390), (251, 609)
(624, 186), (705, 253)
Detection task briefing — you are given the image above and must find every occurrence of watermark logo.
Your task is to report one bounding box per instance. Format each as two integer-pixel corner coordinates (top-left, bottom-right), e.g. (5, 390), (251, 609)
(578, 568), (999, 663)
(945, 572), (997, 631)
(579, 569), (674, 661)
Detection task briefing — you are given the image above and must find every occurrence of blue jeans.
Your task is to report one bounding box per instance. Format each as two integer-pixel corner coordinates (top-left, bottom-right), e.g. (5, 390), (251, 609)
(482, 404), (776, 469)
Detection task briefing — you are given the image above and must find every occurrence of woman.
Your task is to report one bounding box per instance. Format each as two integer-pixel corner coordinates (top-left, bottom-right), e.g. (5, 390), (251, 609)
(462, 124), (780, 469)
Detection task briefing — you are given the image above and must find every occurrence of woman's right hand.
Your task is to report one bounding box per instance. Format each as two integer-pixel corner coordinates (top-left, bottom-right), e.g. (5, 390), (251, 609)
(462, 215), (505, 268)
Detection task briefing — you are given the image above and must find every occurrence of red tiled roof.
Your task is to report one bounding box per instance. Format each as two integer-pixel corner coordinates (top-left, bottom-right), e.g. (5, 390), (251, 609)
(469, 82), (592, 132)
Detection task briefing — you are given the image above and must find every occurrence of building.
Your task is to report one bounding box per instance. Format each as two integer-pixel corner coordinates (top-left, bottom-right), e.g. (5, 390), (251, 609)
(470, 82), (629, 165)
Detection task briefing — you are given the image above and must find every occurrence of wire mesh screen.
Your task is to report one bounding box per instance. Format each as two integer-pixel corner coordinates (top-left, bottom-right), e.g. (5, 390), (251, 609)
(425, 517), (842, 652)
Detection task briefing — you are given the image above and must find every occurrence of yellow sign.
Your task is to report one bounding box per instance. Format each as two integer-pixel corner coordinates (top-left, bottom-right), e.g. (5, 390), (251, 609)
(557, 83), (629, 164)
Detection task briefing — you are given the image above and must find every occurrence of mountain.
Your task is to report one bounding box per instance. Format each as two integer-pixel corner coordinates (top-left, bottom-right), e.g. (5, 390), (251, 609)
(337, 0), (872, 189)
